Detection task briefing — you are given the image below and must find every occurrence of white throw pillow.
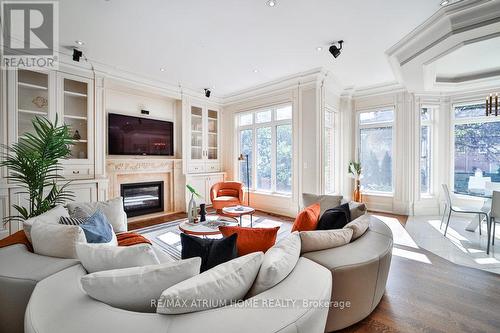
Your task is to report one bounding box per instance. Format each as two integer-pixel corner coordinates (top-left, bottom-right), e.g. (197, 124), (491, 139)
(31, 222), (86, 259)
(157, 252), (264, 314)
(344, 214), (371, 240)
(299, 228), (353, 253)
(81, 258), (201, 312)
(247, 232), (301, 297)
(66, 197), (127, 233)
(302, 193), (343, 217)
(23, 205), (69, 242)
(76, 243), (160, 273)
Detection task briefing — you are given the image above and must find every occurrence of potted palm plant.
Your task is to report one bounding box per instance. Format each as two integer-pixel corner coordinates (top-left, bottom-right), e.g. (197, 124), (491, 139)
(348, 161), (362, 202)
(0, 116), (75, 225)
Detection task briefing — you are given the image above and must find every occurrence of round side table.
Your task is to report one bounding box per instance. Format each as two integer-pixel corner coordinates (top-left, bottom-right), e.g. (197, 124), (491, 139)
(222, 206), (256, 227)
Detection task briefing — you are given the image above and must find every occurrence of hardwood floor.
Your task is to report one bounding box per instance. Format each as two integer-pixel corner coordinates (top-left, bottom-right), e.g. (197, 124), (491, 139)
(128, 210), (500, 333)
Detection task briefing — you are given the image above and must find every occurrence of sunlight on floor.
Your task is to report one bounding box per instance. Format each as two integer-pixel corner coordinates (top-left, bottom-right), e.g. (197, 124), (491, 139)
(474, 257), (500, 265)
(372, 215), (419, 249)
(157, 231), (180, 245)
(392, 247), (431, 264)
(426, 218), (485, 255)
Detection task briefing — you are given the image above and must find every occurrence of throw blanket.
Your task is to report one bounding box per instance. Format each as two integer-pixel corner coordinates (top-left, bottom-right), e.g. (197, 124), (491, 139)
(0, 230), (151, 252)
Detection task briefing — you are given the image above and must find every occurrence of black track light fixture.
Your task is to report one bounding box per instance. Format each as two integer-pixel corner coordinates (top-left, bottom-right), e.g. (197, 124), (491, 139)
(329, 40), (344, 59)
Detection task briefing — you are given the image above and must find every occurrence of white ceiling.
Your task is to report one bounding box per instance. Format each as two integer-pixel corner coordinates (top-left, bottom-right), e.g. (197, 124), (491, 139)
(434, 36), (500, 80)
(59, 0), (441, 97)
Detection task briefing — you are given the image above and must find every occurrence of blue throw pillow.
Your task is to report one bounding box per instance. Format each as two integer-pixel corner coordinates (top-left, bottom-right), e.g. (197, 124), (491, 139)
(79, 210), (113, 243)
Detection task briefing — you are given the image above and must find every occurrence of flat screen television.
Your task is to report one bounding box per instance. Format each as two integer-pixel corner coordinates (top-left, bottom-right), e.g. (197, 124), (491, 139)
(108, 113), (174, 156)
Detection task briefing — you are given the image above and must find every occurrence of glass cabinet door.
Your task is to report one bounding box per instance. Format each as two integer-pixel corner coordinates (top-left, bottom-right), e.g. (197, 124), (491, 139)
(207, 109), (218, 160)
(190, 106), (203, 160)
(17, 70), (49, 137)
(62, 78), (89, 159)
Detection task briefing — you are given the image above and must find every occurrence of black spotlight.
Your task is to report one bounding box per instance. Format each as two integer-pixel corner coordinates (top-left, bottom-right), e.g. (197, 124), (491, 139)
(329, 40), (344, 58)
(204, 88), (211, 98)
(72, 48), (83, 62)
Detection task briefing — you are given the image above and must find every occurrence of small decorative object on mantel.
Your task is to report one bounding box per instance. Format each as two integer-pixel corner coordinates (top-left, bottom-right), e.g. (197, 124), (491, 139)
(485, 93), (498, 116)
(32, 96), (48, 109)
(186, 184), (202, 223)
(72, 130), (81, 140)
(348, 161), (363, 203)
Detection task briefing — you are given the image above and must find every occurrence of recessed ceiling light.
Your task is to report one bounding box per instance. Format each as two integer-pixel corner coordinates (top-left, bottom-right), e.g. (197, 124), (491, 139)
(75, 40), (84, 46)
(316, 46), (323, 51)
(253, 69), (259, 73)
(440, 0), (449, 6)
(160, 68), (166, 72)
(267, 0), (276, 7)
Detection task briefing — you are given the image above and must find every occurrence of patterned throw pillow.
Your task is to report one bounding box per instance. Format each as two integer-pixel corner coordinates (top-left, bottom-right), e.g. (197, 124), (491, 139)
(59, 216), (86, 225)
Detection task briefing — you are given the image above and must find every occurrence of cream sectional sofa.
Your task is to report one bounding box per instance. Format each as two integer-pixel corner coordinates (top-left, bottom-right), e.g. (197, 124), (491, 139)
(0, 202), (393, 333)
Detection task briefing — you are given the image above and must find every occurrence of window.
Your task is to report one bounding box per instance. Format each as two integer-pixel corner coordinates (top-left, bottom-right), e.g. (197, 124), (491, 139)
(453, 103), (500, 193)
(324, 108), (335, 194)
(358, 109), (394, 193)
(420, 107), (433, 194)
(237, 105), (293, 194)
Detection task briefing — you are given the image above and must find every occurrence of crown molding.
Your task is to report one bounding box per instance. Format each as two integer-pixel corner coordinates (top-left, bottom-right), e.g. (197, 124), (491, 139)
(220, 67), (330, 106)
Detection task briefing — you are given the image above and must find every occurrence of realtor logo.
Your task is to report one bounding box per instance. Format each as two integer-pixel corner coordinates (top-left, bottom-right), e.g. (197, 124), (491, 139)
(1, 1), (58, 69)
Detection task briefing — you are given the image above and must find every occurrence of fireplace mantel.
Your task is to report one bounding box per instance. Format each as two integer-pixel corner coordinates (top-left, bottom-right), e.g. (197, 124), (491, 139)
(106, 158), (185, 217)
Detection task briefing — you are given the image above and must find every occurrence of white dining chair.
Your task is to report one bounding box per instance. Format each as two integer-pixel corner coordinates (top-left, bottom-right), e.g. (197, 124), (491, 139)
(490, 191), (499, 246)
(441, 184), (491, 254)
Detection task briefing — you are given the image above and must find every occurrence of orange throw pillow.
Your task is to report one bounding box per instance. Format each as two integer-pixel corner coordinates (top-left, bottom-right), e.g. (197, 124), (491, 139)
(291, 203), (320, 232)
(219, 226), (280, 256)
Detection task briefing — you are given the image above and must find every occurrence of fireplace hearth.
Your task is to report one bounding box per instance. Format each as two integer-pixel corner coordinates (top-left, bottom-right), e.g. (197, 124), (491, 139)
(120, 181), (164, 217)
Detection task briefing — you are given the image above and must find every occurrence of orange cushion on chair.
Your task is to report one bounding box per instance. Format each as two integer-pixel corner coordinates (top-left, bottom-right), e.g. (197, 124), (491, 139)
(217, 189), (239, 197)
(219, 226), (280, 256)
(291, 203), (320, 232)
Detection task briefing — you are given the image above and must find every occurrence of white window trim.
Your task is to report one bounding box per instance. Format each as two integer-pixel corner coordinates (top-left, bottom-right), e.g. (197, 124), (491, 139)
(236, 103), (293, 196)
(419, 104), (437, 197)
(355, 107), (395, 195)
(322, 106), (337, 194)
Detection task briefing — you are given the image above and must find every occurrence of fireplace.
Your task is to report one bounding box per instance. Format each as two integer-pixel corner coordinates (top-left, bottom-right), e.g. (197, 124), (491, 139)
(120, 181), (164, 217)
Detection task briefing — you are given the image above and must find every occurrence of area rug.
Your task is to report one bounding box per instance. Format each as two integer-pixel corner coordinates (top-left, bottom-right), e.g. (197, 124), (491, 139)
(405, 215), (500, 274)
(136, 215), (292, 260)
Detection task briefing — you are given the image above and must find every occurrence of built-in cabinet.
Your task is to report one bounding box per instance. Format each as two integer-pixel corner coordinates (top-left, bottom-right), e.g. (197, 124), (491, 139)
(185, 172), (225, 206)
(8, 69), (94, 180)
(185, 102), (221, 173)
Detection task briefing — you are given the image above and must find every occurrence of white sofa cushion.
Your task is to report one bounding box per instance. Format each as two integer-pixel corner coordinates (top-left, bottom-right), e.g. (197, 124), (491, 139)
(157, 252), (264, 314)
(66, 197), (127, 232)
(299, 228), (353, 253)
(302, 193), (343, 217)
(31, 222), (87, 259)
(81, 258), (201, 312)
(23, 205), (69, 242)
(247, 232), (301, 297)
(344, 214), (371, 240)
(76, 243), (160, 273)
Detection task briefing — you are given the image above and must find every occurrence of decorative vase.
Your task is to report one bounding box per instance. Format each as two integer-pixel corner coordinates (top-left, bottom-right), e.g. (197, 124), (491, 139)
(187, 194), (197, 223)
(199, 203), (206, 222)
(73, 130), (81, 140)
(353, 179), (362, 202)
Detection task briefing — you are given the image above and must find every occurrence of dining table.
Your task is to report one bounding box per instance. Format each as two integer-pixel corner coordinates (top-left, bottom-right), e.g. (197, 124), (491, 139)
(453, 190), (492, 232)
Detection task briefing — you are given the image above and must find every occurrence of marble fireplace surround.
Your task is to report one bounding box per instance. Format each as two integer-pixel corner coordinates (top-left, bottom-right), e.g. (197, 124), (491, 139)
(106, 159), (185, 218)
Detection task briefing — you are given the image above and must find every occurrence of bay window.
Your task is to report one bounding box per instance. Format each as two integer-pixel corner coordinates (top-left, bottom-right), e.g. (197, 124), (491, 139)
(237, 105), (293, 195)
(358, 109), (394, 193)
(453, 103), (500, 193)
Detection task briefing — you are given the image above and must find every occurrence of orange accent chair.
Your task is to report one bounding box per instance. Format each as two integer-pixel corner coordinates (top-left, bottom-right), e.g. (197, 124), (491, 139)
(210, 181), (244, 213)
